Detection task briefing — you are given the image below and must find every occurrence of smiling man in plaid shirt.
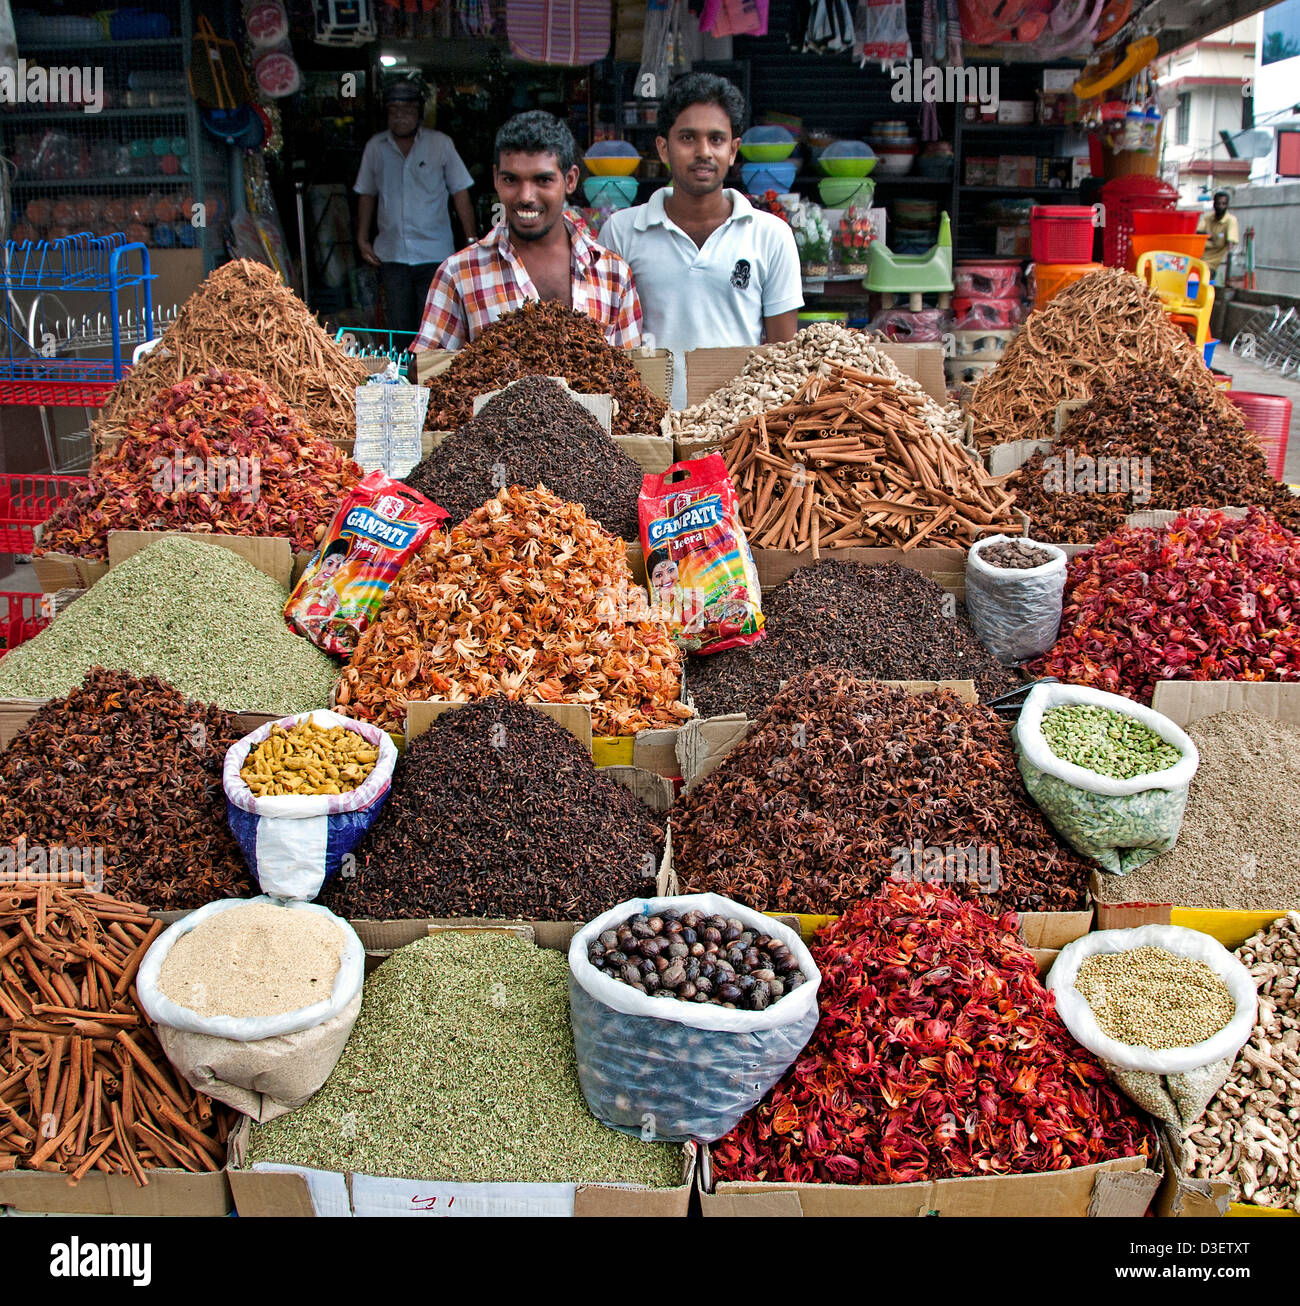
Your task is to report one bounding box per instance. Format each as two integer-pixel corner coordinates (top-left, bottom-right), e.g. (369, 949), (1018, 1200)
(413, 111), (642, 352)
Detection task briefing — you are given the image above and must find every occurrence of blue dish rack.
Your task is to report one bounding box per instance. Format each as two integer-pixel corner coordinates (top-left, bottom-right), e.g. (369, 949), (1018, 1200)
(333, 326), (414, 371)
(0, 233), (154, 408)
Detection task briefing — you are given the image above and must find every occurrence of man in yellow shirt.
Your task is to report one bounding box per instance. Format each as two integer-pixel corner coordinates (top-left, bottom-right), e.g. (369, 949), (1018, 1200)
(1197, 191), (1239, 285)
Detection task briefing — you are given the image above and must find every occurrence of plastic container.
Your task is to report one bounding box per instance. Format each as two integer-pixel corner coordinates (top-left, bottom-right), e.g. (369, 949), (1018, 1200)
(582, 175), (639, 208)
(1227, 391), (1292, 482)
(1131, 208), (1201, 236)
(0, 474), (88, 552)
(952, 296), (1022, 329)
(741, 161), (797, 194)
(1100, 175), (1178, 270)
(1030, 206), (1096, 263)
(1203, 338), (1217, 367)
(583, 140), (641, 176)
(818, 139), (876, 177)
(0, 592), (49, 658)
(739, 125), (797, 163)
(818, 177), (874, 207)
(953, 259), (1023, 299)
(1031, 260), (1105, 307)
(1127, 231), (1208, 268)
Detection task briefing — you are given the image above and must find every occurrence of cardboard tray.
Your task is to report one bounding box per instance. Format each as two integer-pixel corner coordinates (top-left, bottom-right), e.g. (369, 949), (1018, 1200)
(0, 1166), (232, 1217)
(1091, 682), (1300, 935)
(0, 701), (285, 751)
(697, 1147), (1159, 1218)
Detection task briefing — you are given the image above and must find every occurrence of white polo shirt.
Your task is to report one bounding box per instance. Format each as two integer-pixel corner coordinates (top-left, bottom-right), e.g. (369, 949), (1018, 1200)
(599, 188), (803, 408)
(353, 127), (474, 266)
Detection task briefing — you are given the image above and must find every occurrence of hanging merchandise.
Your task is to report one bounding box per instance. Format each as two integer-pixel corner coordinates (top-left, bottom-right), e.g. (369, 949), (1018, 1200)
(314, 0), (379, 44)
(244, 1), (302, 98)
(638, 0), (678, 104)
(457, 0), (497, 35)
(699, 0), (770, 38)
(508, 0), (611, 63)
(851, 0), (904, 60)
(189, 15), (254, 109)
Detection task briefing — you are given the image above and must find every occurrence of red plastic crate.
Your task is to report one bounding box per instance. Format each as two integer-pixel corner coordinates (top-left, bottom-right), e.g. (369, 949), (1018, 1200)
(0, 474), (88, 552)
(1227, 391), (1292, 482)
(1101, 176), (1179, 271)
(1030, 207), (1096, 263)
(0, 591), (49, 657)
(1131, 208), (1201, 236)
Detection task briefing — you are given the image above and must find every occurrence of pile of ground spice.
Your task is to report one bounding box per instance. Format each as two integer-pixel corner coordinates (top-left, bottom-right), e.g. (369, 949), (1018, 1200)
(404, 376), (644, 536)
(159, 903), (344, 1019)
(685, 560), (1019, 718)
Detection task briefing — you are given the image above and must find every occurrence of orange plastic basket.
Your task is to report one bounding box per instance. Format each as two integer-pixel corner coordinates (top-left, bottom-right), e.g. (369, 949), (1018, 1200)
(1032, 261), (1105, 308)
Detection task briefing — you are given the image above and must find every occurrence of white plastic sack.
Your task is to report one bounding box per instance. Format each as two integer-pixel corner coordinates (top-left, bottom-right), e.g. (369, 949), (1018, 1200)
(223, 709), (398, 901)
(1014, 683), (1199, 874)
(965, 534), (1067, 665)
(1048, 926), (1258, 1130)
(568, 894), (821, 1143)
(137, 897), (365, 1120)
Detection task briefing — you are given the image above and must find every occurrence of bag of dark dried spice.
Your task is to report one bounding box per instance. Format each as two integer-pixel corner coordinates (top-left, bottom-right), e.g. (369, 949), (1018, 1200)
(965, 534), (1067, 665)
(568, 894), (820, 1142)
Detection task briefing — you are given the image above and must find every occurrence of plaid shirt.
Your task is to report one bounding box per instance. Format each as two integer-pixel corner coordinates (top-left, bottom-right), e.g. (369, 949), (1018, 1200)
(412, 217), (643, 352)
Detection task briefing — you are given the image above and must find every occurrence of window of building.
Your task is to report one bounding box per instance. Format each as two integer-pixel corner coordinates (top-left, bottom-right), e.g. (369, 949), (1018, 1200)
(1175, 93), (1191, 146)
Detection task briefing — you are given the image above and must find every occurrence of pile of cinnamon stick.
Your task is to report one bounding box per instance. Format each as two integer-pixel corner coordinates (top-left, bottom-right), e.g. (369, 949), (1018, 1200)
(0, 886), (232, 1185)
(720, 366), (1021, 553)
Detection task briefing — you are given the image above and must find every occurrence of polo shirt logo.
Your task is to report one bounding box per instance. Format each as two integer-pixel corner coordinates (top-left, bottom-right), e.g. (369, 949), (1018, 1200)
(730, 259), (751, 289)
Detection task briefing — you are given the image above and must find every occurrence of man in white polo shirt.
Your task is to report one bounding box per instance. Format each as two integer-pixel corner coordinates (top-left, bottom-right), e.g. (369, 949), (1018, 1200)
(354, 77), (478, 340)
(599, 73), (802, 409)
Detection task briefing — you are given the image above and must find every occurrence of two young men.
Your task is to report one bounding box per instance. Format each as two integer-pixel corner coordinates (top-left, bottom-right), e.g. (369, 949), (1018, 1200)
(412, 73), (802, 406)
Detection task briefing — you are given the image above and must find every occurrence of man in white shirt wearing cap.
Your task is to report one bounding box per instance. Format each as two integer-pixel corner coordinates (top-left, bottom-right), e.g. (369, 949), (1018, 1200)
(354, 77), (478, 339)
(599, 72), (802, 409)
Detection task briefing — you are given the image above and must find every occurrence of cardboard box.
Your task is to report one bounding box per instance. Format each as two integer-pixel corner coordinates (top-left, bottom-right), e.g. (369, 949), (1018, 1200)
(1091, 682), (1300, 938)
(698, 1147), (1158, 1217)
(965, 156), (999, 186)
(996, 155), (1036, 188)
(681, 341), (948, 411)
(225, 920), (695, 1217)
(995, 225), (1032, 258)
(1042, 68), (1078, 92)
(0, 1167), (232, 1217)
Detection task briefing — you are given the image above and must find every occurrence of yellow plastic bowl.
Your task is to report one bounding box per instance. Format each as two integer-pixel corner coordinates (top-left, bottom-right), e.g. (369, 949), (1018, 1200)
(584, 155), (640, 177)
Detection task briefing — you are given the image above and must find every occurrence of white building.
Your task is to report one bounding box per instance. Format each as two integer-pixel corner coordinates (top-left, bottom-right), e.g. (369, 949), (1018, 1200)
(1159, 18), (1259, 205)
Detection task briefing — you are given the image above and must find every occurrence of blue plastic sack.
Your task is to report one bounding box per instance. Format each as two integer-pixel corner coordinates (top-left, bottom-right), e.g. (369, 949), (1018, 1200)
(223, 710), (397, 901)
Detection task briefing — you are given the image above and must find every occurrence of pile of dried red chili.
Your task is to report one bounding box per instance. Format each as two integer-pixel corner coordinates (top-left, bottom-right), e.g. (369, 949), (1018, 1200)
(712, 882), (1154, 1186)
(37, 368), (361, 560)
(1034, 507), (1300, 702)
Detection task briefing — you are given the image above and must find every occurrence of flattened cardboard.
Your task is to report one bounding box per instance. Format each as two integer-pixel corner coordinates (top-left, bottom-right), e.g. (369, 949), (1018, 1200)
(988, 438), (1054, 478)
(683, 341), (948, 409)
(699, 1150), (1156, 1217)
(107, 530), (294, 590)
(0, 1167), (232, 1216)
(1155, 1125), (1231, 1218)
(751, 546), (967, 595)
(1020, 908), (1094, 950)
(1092, 894), (1289, 950)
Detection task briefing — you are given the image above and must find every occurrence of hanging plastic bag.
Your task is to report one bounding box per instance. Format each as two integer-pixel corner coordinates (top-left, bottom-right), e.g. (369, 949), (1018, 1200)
(285, 469), (447, 657)
(568, 894), (821, 1142)
(1014, 683), (1199, 874)
(854, 0), (911, 61)
(965, 534), (1067, 665)
(639, 456), (765, 655)
(1048, 926), (1257, 1131)
(137, 897), (365, 1121)
(223, 710), (399, 901)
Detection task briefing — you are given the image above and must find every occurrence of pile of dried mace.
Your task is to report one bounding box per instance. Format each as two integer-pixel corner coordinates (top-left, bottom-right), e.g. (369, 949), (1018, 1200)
(319, 699), (665, 920)
(0, 669), (252, 910)
(712, 881), (1154, 1186)
(674, 669), (1090, 914)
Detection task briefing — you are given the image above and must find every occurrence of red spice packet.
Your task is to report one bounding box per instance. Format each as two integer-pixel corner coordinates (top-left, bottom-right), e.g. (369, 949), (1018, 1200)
(638, 455), (764, 655)
(285, 470), (447, 656)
